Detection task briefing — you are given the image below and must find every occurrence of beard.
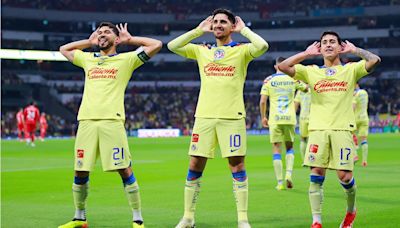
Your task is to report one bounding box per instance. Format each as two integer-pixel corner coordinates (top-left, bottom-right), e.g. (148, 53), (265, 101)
(98, 42), (113, 51)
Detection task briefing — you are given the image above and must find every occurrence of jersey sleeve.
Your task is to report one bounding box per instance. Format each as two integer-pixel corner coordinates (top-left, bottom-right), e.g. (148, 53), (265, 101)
(354, 60), (369, 81)
(294, 64), (309, 83)
(242, 44), (254, 64)
(72, 50), (86, 68)
(129, 49), (146, 69)
(352, 94), (357, 105)
(170, 43), (199, 60)
(294, 91), (301, 103)
(295, 80), (308, 92)
(260, 82), (270, 96)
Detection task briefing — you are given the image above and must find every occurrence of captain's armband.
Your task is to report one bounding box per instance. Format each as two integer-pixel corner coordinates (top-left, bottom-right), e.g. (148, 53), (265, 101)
(135, 46), (150, 62)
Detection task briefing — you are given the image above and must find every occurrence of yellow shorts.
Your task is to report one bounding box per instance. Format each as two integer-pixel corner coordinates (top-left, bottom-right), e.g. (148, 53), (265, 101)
(74, 120), (131, 171)
(304, 130), (355, 171)
(299, 120), (309, 138)
(189, 118), (247, 158)
(356, 120), (369, 137)
(269, 124), (295, 143)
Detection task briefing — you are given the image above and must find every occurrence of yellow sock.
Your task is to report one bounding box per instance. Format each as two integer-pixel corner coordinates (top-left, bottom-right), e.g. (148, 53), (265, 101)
(273, 154), (283, 184)
(300, 140), (307, 161)
(72, 183), (88, 220)
(308, 178), (324, 217)
(124, 181), (141, 210)
(361, 142), (368, 163)
(233, 178), (248, 222)
(285, 153), (294, 180)
(73, 183), (88, 210)
(183, 178), (201, 220)
(341, 178), (357, 212)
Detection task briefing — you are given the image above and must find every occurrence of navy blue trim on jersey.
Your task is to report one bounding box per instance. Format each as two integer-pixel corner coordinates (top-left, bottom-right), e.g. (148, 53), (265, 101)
(319, 63), (345, 68)
(93, 53), (119, 58)
(209, 41), (240, 49)
(224, 41), (239, 47)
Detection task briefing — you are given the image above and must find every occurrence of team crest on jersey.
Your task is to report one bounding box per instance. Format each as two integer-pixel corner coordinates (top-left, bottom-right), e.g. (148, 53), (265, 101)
(325, 68), (337, 76)
(77, 160), (83, 168)
(214, 49), (225, 60)
(308, 154), (315, 162)
(191, 144), (198, 151)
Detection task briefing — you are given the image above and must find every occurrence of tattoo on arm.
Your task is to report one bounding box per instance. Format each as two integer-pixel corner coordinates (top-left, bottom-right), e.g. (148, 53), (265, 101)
(355, 48), (375, 61)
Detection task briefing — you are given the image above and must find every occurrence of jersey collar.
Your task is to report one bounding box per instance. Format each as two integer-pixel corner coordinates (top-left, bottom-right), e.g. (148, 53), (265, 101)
(94, 53), (119, 58)
(210, 41), (239, 48)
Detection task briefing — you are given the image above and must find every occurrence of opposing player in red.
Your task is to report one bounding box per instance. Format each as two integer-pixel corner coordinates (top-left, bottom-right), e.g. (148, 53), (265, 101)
(16, 108), (26, 141)
(40, 112), (48, 141)
(24, 102), (40, 146)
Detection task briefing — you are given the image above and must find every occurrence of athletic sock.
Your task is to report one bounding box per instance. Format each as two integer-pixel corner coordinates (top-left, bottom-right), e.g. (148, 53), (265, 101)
(73, 176), (89, 220)
(309, 174), (325, 224)
(183, 170), (202, 220)
(361, 140), (368, 163)
(123, 173), (143, 222)
(232, 171), (248, 222)
(285, 148), (294, 180)
(273, 154), (283, 184)
(340, 177), (356, 213)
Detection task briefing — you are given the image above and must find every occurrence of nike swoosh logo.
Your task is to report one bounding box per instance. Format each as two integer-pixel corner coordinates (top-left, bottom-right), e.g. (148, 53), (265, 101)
(114, 162), (123, 166)
(230, 149), (239, 152)
(340, 162), (349, 165)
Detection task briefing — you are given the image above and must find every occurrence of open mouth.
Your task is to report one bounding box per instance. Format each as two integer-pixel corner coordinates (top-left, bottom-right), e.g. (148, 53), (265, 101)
(99, 37), (108, 46)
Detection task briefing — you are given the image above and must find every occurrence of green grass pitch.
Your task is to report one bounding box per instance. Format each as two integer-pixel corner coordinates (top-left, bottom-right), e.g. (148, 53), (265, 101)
(2, 133), (400, 227)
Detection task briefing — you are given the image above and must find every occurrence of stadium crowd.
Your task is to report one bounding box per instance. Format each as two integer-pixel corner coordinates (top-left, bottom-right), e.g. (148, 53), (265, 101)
(2, 82), (399, 138)
(3, 0), (398, 14)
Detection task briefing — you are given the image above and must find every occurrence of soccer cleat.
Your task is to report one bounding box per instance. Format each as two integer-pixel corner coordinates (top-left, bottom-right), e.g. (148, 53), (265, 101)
(58, 220), (88, 228)
(286, 179), (293, 189)
(175, 218), (195, 228)
(340, 210), (356, 228)
(362, 161), (368, 167)
(311, 222), (322, 228)
(275, 184), (285, 191)
(133, 220), (144, 228)
(353, 155), (359, 163)
(238, 220), (251, 228)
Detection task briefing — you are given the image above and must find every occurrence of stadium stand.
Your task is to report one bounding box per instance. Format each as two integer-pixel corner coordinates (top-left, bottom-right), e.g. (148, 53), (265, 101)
(2, 0), (399, 137)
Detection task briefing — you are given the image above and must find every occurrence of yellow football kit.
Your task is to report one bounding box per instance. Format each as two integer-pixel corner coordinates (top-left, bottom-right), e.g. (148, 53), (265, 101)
(294, 60), (369, 170)
(169, 27), (268, 158)
(72, 49), (144, 171)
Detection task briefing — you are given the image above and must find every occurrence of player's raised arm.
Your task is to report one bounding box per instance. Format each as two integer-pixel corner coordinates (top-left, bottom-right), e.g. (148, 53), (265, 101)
(234, 16), (268, 58)
(59, 29), (99, 62)
(340, 40), (381, 72)
(278, 41), (321, 77)
(116, 23), (162, 58)
(167, 16), (212, 56)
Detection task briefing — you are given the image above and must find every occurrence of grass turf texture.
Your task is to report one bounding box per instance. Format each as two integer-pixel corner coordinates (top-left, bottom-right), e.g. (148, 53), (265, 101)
(1, 133), (399, 228)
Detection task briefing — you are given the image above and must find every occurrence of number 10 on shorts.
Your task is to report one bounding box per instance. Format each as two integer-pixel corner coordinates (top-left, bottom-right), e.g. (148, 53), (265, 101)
(113, 147), (125, 160)
(230, 134), (241, 148)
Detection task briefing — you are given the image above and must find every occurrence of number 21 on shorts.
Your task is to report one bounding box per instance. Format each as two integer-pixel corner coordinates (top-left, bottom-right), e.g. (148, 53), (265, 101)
(113, 147), (125, 160)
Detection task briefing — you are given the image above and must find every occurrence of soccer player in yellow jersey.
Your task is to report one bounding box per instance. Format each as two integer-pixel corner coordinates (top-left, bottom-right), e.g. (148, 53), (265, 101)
(168, 8), (268, 228)
(278, 31), (380, 228)
(58, 22), (162, 228)
(294, 87), (311, 161)
(353, 83), (370, 167)
(259, 57), (307, 190)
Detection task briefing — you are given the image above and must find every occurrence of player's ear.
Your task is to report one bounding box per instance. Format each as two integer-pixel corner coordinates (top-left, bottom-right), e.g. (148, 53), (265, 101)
(115, 36), (121, 45)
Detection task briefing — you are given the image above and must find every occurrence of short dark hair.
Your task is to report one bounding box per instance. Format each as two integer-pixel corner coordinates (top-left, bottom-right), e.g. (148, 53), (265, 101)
(320, 31), (342, 44)
(275, 57), (286, 64)
(98, 22), (119, 36)
(212, 8), (236, 24)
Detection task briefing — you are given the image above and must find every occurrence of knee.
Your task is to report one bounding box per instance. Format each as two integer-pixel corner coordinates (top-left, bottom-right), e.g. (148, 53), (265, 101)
(338, 171), (353, 183)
